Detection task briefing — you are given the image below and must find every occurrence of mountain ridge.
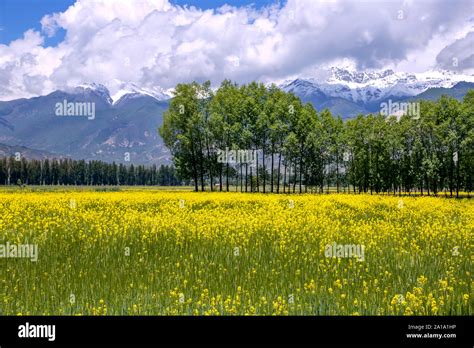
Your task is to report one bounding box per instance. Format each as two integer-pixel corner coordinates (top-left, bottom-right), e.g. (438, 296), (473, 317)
(0, 69), (472, 164)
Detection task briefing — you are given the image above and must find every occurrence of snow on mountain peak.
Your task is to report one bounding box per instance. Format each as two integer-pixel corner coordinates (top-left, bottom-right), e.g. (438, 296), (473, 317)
(74, 83), (113, 104)
(328, 67), (396, 85)
(281, 68), (474, 104)
(110, 80), (173, 104)
(73, 68), (473, 107)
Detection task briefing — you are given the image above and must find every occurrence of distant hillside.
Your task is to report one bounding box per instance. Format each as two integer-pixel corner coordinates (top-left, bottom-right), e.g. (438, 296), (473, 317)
(0, 85), (170, 165)
(404, 82), (474, 102)
(281, 69), (474, 118)
(0, 143), (61, 160)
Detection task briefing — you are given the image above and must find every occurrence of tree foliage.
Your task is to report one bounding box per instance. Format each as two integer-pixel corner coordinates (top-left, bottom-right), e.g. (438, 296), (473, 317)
(160, 81), (474, 197)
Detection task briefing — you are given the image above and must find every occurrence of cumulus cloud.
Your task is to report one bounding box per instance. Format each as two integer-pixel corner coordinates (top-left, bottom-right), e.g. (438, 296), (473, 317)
(436, 31), (474, 72)
(0, 0), (473, 100)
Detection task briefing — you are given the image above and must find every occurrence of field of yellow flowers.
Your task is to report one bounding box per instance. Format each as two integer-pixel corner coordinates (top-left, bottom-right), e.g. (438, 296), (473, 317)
(0, 188), (472, 315)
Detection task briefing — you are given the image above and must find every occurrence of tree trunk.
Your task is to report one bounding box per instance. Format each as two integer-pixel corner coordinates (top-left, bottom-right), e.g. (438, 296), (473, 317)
(277, 151), (282, 194)
(262, 146), (266, 193)
(449, 153), (453, 197)
(240, 164), (243, 192)
(206, 140), (213, 191)
(293, 160), (297, 193)
(219, 166), (223, 191)
(336, 150), (340, 193)
(190, 144), (199, 192)
(250, 166), (253, 192)
(256, 149), (259, 192)
(456, 150), (460, 198)
(226, 163), (229, 192)
(299, 154), (303, 194)
(245, 163), (248, 193)
(271, 147), (274, 193)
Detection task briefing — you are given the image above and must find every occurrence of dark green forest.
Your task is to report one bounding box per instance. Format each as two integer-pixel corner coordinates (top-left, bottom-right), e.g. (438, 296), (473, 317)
(0, 158), (182, 186)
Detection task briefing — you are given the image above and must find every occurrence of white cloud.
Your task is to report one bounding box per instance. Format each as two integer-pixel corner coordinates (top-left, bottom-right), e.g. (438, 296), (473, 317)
(0, 0), (473, 100)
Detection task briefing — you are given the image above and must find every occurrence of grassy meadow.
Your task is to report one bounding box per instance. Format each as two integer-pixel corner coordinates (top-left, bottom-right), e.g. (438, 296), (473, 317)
(0, 188), (472, 315)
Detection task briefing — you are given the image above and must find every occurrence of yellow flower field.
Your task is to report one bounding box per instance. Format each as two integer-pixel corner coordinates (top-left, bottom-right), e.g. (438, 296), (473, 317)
(0, 189), (472, 315)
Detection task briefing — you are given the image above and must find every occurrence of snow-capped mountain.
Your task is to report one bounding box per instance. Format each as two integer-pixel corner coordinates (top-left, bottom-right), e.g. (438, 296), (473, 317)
(74, 83), (113, 104)
(48, 67), (474, 114)
(0, 83), (171, 164)
(110, 80), (173, 104)
(281, 68), (474, 106)
(67, 81), (173, 105)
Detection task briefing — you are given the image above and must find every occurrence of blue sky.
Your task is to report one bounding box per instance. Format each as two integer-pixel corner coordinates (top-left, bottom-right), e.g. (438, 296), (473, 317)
(0, 0), (280, 45)
(0, 0), (75, 45)
(0, 0), (472, 101)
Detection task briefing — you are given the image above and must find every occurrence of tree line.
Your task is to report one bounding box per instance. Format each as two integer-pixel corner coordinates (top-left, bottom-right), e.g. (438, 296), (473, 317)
(160, 80), (474, 197)
(0, 157), (183, 186)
